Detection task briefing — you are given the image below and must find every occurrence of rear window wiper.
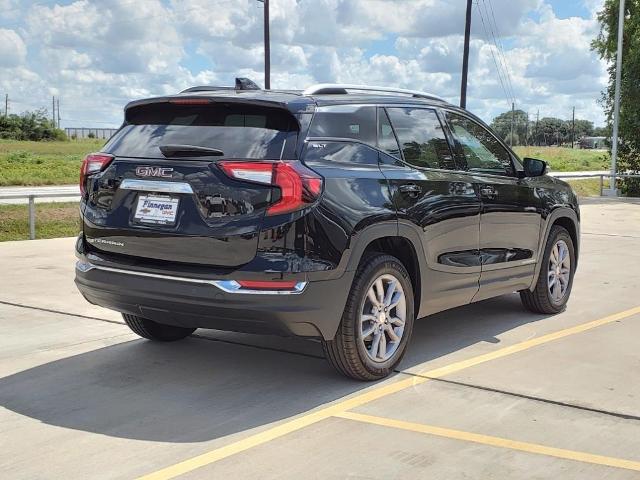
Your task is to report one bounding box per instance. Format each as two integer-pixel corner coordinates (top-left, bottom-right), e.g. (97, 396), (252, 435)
(159, 144), (225, 158)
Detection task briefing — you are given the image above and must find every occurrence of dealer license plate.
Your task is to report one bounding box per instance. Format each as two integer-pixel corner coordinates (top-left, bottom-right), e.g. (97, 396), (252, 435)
(134, 195), (179, 225)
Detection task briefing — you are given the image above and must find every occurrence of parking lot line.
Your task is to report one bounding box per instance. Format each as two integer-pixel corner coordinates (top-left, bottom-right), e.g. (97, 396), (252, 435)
(336, 411), (640, 472)
(137, 305), (640, 480)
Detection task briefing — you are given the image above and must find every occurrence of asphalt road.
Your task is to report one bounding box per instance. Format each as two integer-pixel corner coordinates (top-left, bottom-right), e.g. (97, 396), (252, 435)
(1, 197), (639, 479)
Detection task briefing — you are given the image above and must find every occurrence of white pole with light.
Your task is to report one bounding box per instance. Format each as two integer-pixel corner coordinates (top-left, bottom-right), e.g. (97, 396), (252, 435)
(606, 0), (625, 196)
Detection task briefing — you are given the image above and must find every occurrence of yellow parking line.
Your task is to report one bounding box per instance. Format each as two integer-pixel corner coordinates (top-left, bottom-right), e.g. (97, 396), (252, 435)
(336, 411), (640, 472)
(137, 305), (640, 480)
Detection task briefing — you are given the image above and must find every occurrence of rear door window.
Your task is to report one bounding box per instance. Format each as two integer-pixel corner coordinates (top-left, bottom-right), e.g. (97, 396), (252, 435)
(103, 102), (299, 159)
(385, 107), (456, 170)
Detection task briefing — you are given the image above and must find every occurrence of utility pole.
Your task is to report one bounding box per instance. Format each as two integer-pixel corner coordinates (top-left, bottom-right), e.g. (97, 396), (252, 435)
(257, 0), (271, 89)
(510, 102), (515, 147)
(535, 110), (539, 146)
(57, 98), (60, 129)
(526, 111), (529, 146)
(52, 96), (56, 128)
(607, 0), (625, 196)
(460, 0), (473, 109)
(571, 106), (576, 149)
(4, 94), (7, 117)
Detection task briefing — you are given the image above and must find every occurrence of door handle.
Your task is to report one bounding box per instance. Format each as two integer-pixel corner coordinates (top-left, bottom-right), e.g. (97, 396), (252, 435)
(479, 186), (498, 199)
(399, 184), (422, 197)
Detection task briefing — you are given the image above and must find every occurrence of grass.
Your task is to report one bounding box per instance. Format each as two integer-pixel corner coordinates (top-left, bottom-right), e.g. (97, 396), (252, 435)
(0, 202), (80, 241)
(0, 139), (105, 186)
(513, 146), (610, 172)
(566, 178), (602, 197)
(0, 140), (611, 186)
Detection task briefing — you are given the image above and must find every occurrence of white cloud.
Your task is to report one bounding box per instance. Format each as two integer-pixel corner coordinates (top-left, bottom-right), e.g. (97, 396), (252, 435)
(0, 0), (608, 127)
(0, 29), (27, 67)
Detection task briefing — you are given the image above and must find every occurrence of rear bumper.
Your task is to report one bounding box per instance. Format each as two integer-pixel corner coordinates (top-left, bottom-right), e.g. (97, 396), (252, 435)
(74, 260), (353, 340)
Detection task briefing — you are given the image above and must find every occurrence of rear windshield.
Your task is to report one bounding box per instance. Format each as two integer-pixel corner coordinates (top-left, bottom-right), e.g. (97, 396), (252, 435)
(103, 102), (299, 159)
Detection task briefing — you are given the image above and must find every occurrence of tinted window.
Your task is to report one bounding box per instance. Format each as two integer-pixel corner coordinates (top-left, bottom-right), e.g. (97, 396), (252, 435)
(386, 107), (455, 170)
(446, 112), (513, 175)
(378, 108), (401, 158)
(103, 103), (298, 159)
(303, 141), (379, 166)
(308, 105), (376, 146)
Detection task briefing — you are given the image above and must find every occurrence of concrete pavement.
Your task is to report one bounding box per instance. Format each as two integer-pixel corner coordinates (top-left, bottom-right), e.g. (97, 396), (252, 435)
(1, 200), (640, 479)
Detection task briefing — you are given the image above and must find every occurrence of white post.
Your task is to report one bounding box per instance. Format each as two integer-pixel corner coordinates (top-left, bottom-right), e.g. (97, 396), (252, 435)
(605, 0), (625, 197)
(28, 196), (36, 240)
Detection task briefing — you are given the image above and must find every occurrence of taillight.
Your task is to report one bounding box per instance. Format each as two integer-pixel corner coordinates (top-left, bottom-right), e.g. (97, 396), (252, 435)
(169, 98), (211, 105)
(219, 161), (323, 216)
(80, 153), (114, 196)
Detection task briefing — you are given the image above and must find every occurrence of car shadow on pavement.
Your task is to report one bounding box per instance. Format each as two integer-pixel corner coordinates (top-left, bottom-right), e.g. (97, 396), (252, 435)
(0, 294), (551, 443)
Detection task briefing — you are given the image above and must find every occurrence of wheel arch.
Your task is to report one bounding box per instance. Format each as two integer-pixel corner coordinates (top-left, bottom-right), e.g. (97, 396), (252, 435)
(529, 207), (580, 291)
(344, 221), (428, 319)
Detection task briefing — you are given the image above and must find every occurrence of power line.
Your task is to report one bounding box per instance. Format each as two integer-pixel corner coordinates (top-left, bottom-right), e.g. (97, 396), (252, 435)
(483, 0), (516, 104)
(475, 0), (512, 107)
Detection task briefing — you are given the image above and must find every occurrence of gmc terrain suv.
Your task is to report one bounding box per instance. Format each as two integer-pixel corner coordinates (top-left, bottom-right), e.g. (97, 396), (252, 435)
(75, 80), (579, 380)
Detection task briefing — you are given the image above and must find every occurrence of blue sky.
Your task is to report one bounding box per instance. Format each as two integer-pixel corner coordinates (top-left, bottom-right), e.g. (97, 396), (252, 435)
(0, 0), (608, 127)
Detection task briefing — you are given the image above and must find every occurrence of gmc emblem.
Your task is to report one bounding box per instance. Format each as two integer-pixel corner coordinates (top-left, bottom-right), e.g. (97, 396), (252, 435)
(135, 166), (174, 178)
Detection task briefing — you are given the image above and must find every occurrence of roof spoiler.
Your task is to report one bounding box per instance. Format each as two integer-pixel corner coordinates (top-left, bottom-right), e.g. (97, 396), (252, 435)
(180, 78), (262, 94)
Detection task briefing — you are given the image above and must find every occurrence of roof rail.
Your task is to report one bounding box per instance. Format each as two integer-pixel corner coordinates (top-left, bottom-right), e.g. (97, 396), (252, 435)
(302, 83), (446, 102)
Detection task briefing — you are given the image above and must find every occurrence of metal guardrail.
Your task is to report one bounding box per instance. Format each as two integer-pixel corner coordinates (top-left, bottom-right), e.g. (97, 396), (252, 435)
(2, 173), (639, 240)
(0, 193), (79, 240)
(554, 173), (640, 197)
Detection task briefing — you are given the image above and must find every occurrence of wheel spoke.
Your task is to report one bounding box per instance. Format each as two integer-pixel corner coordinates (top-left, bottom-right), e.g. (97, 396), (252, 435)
(361, 324), (377, 338)
(367, 288), (380, 307)
(387, 294), (402, 311)
(383, 280), (397, 306)
(375, 279), (385, 305)
(369, 331), (381, 360)
(390, 316), (405, 327)
(386, 325), (400, 343)
(378, 332), (387, 358)
(553, 282), (562, 300)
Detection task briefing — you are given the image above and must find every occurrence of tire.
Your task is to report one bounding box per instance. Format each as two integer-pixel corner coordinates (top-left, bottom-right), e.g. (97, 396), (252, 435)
(122, 313), (196, 341)
(322, 253), (415, 381)
(520, 225), (576, 314)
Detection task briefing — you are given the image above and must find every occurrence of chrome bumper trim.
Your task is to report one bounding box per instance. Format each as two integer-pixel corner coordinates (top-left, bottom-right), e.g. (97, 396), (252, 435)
(119, 179), (194, 194)
(75, 261), (307, 295)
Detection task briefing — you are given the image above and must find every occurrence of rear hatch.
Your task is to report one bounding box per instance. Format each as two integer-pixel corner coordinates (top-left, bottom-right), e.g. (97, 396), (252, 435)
(82, 98), (300, 267)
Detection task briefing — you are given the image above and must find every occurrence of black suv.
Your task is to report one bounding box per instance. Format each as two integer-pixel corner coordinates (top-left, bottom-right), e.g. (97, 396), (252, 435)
(75, 81), (580, 380)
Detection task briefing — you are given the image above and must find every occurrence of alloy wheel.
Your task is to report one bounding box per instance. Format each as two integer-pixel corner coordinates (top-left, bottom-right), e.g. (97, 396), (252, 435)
(359, 274), (407, 362)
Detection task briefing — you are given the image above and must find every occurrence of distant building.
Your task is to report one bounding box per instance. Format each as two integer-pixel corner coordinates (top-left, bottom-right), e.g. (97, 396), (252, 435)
(579, 136), (608, 149)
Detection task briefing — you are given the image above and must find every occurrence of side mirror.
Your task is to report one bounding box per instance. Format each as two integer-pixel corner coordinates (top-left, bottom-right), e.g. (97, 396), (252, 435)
(523, 158), (547, 177)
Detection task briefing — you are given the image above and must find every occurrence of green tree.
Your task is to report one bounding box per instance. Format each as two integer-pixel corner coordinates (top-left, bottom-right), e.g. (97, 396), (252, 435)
(572, 119), (595, 140)
(593, 126), (610, 137)
(592, 0), (640, 196)
(0, 109), (67, 141)
(490, 109), (530, 145)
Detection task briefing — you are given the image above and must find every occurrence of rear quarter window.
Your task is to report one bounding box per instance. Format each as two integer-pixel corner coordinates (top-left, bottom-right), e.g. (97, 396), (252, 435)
(308, 105), (376, 146)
